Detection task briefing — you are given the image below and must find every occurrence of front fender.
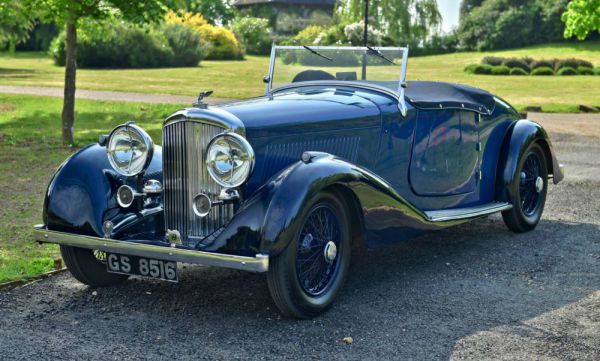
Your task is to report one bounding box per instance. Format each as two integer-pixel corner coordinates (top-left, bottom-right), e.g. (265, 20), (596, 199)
(207, 152), (451, 256)
(496, 119), (564, 202)
(43, 143), (164, 239)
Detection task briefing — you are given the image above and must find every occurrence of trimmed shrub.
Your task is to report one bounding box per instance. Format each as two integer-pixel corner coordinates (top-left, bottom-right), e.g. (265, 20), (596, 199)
(162, 24), (205, 67)
(473, 64), (493, 74)
(510, 68), (528, 76)
(557, 67), (578, 76)
(530, 59), (556, 70)
(231, 17), (272, 55)
(595, 67), (600, 75)
(577, 66), (594, 75)
(502, 58), (530, 72)
(291, 25), (327, 45)
(165, 11), (243, 60)
(555, 58), (594, 71)
(482, 56), (504, 66)
(531, 67), (554, 76)
(464, 63), (479, 74)
(491, 65), (510, 75)
(50, 22), (193, 68)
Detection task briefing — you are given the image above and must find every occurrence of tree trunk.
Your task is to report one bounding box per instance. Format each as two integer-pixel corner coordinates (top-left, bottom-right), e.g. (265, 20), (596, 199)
(61, 22), (77, 146)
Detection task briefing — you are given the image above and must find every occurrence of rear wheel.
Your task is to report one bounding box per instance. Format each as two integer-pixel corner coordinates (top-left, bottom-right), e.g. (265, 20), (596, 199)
(60, 246), (129, 287)
(267, 191), (351, 319)
(502, 143), (548, 233)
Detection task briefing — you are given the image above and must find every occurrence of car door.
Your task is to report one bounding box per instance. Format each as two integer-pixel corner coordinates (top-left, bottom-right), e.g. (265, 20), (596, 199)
(409, 109), (479, 196)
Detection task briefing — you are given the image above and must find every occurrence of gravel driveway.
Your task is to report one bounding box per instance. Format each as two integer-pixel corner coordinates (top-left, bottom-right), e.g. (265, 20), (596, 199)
(1, 113), (599, 360)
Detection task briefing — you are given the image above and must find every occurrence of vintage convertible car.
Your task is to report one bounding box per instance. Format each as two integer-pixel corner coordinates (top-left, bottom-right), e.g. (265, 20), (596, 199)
(34, 46), (563, 318)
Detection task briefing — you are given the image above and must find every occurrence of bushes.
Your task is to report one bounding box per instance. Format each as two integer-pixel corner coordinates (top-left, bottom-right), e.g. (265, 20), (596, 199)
(510, 68), (528, 76)
(502, 58), (530, 72)
(491, 65), (510, 75)
(557, 67), (578, 76)
(473, 64), (492, 75)
(50, 22), (203, 68)
(595, 67), (600, 75)
(467, 56), (597, 76)
(289, 25), (327, 45)
(231, 17), (272, 55)
(165, 11), (243, 60)
(577, 66), (594, 75)
(531, 67), (554, 76)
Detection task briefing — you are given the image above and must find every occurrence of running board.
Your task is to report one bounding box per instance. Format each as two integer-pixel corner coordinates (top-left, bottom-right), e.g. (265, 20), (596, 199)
(424, 202), (513, 222)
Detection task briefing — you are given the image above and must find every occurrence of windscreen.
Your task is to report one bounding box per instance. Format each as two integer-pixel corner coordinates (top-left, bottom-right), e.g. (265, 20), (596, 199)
(269, 46), (407, 93)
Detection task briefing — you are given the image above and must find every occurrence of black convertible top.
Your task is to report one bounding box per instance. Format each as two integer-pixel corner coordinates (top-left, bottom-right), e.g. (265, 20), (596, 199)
(404, 81), (496, 114)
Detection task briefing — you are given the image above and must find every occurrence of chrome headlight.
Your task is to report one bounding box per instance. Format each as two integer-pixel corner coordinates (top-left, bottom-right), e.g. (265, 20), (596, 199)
(106, 123), (153, 176)
(206, 132), (254, 188)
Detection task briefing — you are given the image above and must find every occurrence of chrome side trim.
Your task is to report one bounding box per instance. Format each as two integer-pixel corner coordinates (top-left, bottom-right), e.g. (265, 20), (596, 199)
(33, 226), (269, 273)
(424, 202), (513, 222)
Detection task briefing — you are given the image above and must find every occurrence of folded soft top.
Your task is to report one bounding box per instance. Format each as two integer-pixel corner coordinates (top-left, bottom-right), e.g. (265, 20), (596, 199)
(404, 81), (496, 115)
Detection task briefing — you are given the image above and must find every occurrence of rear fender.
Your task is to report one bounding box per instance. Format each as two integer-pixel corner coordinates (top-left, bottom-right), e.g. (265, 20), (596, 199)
(496, 119), (563, 202)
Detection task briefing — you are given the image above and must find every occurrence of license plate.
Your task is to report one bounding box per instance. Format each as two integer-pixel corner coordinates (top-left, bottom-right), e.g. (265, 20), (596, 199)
(106, 253), (178, 282)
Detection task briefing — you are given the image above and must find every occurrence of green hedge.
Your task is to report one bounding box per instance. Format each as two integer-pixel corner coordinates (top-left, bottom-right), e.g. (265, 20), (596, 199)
(510, 68), (528, 76)
(464, 64), (479, 74)
(491, 65), (510, 75)
(557, 67), (577, 76)
(50, 22), (204, 68)
(502, 58), (530, 72)
(577, 66), (594, 75)
(531, 67), (554, 76)
(473, 64), (492, 75)
(595, 67), (600, 75)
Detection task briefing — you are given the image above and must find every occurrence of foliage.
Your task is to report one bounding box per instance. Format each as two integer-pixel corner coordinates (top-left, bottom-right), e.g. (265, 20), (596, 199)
(0, 0), (35, 48)
(482, 56), (505, 66)
(459, 0), (484, 21)
(165, 11), (243, 60)
(183, 0), (235, 25)
(335, 0), (441, 46)
(562, 0), (600, 40)
(458, 0), (570, 51)
(344, 21), (383, 46)
(50, 21), (203, 68)
(162, 24), (205, 67)
(555, 58), (594, 70)
(530, 59), (557, 70)
(463, 64), (479, 74)
(491, 65), (510, 75)
(531, 67), (555, 75)
(502, 58), (531, 72)
(576, 66), (594, 75)
(510, 68), (529, 75)
(291, 25), (328, 45)
(15, 21), (59, 51)
(473, 64), (492, 74)
(231, 17), (272, 55)
(557, 66), (578, 75)
(595, 67), (600, 75)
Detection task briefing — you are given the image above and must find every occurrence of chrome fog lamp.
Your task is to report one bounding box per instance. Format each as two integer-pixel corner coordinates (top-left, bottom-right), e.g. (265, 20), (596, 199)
(206, 133), (254, 188)
(106, 123), (153, 176)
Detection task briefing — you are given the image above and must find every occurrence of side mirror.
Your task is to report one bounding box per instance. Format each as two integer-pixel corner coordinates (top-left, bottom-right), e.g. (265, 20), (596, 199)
(263, 76), (270, 84)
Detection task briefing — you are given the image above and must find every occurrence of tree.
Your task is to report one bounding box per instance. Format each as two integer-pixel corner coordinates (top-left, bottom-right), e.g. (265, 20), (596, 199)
(0, 0), (35, 49)
(183, 0), (235, 25)
(335, 0), (441, 46)
(33, 0), (180, 146)
(459, 0), (484, 22)
(562, 0), (600, 40)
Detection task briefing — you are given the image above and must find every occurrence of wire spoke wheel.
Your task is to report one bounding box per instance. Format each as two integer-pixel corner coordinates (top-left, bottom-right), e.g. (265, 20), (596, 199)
(295, 205), (342, 296)
(519, 152), (543, 216)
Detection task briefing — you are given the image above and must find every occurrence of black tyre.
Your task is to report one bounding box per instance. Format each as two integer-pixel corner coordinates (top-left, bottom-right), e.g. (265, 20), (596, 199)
(60, 246), (128, 287)
(267, 191), (352, 319)
(502, 142), (548, 233)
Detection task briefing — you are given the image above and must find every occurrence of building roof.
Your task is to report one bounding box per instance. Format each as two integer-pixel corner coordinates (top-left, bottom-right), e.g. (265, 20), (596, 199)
(234, 0), (335, 7)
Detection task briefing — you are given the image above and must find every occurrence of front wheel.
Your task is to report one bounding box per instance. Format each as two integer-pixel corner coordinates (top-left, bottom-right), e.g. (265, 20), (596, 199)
(502, 142), (548, 233)
(267, 191), (352, 319)
(60, 246), (129, 287)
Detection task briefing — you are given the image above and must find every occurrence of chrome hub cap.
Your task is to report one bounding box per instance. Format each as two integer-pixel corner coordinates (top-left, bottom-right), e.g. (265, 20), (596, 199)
(535, 176), (544, 193)
(324, 241), (337, 263)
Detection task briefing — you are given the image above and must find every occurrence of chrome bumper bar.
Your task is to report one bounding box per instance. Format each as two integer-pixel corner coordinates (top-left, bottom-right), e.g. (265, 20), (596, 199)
(33, 226), (269, 273)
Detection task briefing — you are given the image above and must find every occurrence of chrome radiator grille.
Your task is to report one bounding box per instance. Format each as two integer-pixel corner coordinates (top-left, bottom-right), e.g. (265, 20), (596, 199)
(163, 120), (234, 242)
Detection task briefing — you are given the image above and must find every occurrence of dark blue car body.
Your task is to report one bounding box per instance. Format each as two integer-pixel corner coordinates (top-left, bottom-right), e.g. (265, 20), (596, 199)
(42, 80), (563, 257)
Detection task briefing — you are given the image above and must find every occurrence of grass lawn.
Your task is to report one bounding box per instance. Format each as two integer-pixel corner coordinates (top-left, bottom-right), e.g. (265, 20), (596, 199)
(0, 94), (181, 283)
(1, 41), (599, 112)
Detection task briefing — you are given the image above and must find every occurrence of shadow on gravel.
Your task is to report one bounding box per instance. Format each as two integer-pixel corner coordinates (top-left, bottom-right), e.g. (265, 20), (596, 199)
(1, 217), (599, 359)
